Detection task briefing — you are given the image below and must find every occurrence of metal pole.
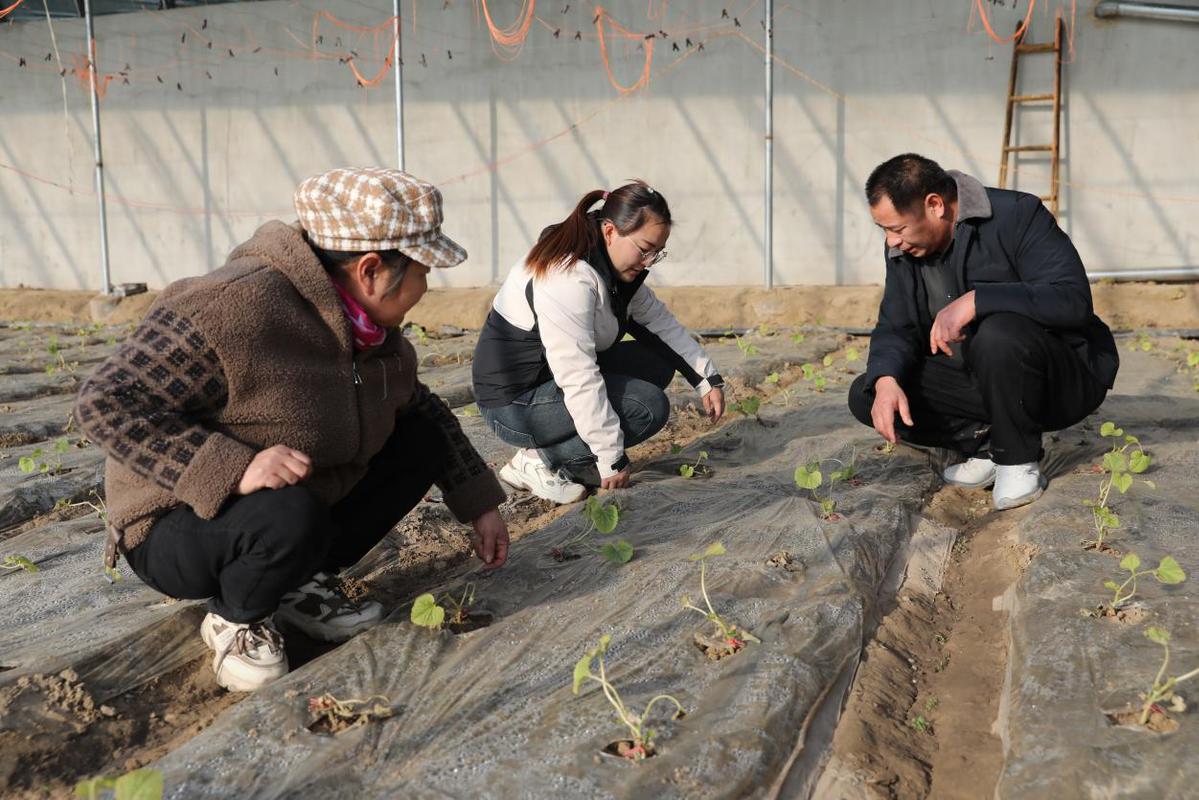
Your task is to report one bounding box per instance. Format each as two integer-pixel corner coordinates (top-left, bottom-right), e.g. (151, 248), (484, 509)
(764, 0), (773, 289)
(83, 0), (111, 295)
(392, 0), (404, 170)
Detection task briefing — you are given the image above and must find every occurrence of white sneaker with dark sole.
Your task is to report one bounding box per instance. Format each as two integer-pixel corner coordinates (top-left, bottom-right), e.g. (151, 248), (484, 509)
(200, 612), (288, 692)
(993, 462), (1047, 510)
(499, 448), (587, 504)
(275, 571), (384, 643)
(943, 457), (997, 489)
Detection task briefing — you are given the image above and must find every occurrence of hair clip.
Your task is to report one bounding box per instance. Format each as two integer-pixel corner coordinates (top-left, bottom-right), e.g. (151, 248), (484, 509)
(602, 191), (610, 200)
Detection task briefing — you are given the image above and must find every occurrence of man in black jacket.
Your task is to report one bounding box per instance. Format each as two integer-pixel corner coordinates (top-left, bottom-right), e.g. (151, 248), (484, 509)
(848, 153), (1119, 509)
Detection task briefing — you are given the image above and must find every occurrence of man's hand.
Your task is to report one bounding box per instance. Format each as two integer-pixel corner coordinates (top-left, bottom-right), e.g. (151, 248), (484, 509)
(870, 376), (914, 444)
(471, 508), (509, 570)
(237, 445), (312, 495)
(702, 386), (725, 422)
(601, 467), (631, 491)
(930, 290), (976, 356)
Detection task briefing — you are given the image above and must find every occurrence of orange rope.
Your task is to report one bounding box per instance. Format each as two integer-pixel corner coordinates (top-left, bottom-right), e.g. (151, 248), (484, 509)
(595, 6), (653, 94)
(0, 0), (24, 22)
(312, 11), (399, 87)
(973, 0), (1039, 44)
(479, 0), (536, 60)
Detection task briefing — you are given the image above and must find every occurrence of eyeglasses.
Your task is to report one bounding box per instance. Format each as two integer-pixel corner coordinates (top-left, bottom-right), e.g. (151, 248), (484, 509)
(630, 239), (669, 266)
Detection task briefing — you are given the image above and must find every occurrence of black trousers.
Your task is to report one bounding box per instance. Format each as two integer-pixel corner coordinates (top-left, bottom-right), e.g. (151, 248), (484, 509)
(848, 312), (1109, 465)
(125, 413), (445, 623)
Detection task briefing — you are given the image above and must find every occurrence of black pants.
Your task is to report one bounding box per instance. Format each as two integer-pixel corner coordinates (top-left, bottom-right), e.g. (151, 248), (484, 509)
(125, 414), (445, 623)
(848, 312), (1109, 465)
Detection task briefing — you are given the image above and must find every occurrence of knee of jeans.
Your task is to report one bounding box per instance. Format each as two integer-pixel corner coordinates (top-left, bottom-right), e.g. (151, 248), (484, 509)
(623, 385), (670, 439)
(847, 375), (873, 426)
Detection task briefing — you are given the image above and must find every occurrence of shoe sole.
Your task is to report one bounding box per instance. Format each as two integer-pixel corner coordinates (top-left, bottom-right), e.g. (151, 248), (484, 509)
(498, 464), (586, 504)
(274, 611), (380, 643)
(201, 617), (288, 692)
(943, 473), (996, 489)
(993, 477), (1048, 511)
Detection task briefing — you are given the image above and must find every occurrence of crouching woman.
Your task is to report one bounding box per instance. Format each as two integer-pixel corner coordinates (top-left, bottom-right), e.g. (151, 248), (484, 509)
(472, 181), (725, 503)
(75, 168), (509, 692)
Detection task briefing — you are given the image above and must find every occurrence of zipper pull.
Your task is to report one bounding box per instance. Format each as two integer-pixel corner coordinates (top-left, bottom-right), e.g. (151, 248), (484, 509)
(352, 361), (363, 385)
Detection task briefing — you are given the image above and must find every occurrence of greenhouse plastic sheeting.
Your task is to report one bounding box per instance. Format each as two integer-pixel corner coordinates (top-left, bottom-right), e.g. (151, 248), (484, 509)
(997, 380), (1199, 797)
(148, 404), (930, 799)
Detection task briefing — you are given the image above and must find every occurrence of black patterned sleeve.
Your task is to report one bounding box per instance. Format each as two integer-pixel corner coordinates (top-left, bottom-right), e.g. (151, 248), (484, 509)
(74, 306), (258, 519)
(404, 381), (506, 523)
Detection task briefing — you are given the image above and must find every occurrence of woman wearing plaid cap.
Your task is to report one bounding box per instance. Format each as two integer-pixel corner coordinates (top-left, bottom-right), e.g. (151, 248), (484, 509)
(473, 181), (725, 503)
(75, 168), (510, 692)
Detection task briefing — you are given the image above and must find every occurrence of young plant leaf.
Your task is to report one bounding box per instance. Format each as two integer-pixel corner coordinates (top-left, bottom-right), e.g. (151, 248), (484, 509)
(794, 464), (822, 490)
(1146, 626), (1171, 645)
(1103, 451), (1128, 473)
(689, 541), (726, 561)
(1120, 553), (1142, 572)
(679, 464), (695, 478)
(113, 768), (164, 800)
(1156, 557), (1186, 584)
(822, 355), (834, 367)
(572, 654), (593, 694)
(846, 347), (860, 362)
(1103, 580), (1121, 591)
(813, 375), (827, 390)
(1100, 422), (1122, 437)
(1128, 451), (1151, 474)
(791, 332), (806, 344)
(765, 372), (780, 384)
(18, 456), (36, 473)
(589, 501), (620, 534)
(801, 363), (815, 380)
(410, 593), (446, 629)
(1112, 472), (1134, 494)
(601, 539), (634, 564)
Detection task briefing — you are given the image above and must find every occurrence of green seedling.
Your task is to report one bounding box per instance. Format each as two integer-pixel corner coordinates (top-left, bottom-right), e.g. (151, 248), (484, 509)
(822, 354), (834, 367)
(730, 396), (761, 419)
(67, 491), (118, 582)
(845, 346), (861, 362)
(459, 403), (481, 417)
(18, 437), (70, 476)
(670, 443), (684, 455)
(678, 450), (710, 479)
(1083, 422), (1154, 550)
(407, 324), (429, 344)
(909, 714), (932, 734)
(411, 583), (478, 631)
(572, 635), (685, 761)
(1104, 553), (1185, 609)
(924, 696), (939, 712)
(2, 555), (39, 573)
(1138, 627), (1199, 726)
(757, 323), (774, 338)
(765, 372), (792, 406)
(1127, 331), (1154, 352)
(75, 768), (163, 800)
(800, 362), (828, 391)
(554, 496), (633, 564)
(734, 334), (758, 358)
(681, 542), (760, 658)
(795, 456), (856, 521)
(790, 332), (806, 344)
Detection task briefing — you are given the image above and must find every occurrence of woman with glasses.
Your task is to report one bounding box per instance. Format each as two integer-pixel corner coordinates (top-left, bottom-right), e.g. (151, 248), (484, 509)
(472, 180), (725, 503)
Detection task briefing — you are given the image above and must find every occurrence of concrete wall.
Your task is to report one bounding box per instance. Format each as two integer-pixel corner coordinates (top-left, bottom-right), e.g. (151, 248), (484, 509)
(2, 0), (1197, 291)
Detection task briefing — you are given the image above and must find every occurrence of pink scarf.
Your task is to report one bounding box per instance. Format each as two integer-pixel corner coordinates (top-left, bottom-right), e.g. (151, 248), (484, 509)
(331, 280), (387, 351)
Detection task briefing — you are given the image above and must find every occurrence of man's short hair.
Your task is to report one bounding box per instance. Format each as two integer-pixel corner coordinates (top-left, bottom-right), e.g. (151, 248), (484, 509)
(865, 153), (957, 214)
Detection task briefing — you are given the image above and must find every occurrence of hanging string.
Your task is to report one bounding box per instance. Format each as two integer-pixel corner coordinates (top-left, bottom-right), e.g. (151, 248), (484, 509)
(595, 6), (653, 93)
(0, 0), (25, 22)
(479, 0), (536, 61)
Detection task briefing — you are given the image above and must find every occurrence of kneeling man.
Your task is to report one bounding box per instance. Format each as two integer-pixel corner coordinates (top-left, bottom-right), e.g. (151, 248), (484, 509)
(848, 153), (1118, 509)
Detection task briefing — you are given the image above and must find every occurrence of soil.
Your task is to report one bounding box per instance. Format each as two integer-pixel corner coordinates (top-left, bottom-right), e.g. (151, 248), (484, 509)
(1082, 604), (1153, 624)
(692, 631), (747, 661)
(304, 693), (398, 736)
(602, 739), (656, 761)
(819, 482), (1028, 799)
(447, 611), (494, 635)
(765, 550), (805, 573)
(1104, 705), (1181, 735)
(0, 659), (240, 799)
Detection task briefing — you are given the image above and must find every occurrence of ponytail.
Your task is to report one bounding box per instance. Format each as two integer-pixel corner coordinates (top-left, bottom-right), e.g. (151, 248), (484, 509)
(526, 180), (671, 279)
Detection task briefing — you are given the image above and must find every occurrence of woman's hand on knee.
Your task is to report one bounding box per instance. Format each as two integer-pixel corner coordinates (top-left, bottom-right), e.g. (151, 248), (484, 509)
(600, 468), (631, 491)
(702, 386), (725, 422)
(471, 508), (509, 570)
(237, 445), (313, 495)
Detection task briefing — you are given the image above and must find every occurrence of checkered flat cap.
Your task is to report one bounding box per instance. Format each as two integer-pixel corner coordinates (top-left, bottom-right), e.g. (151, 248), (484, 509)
(294, 168), (467, 267)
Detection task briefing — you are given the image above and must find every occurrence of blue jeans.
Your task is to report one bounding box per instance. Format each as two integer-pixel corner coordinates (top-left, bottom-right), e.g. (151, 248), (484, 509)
(481, 341), (674, 486)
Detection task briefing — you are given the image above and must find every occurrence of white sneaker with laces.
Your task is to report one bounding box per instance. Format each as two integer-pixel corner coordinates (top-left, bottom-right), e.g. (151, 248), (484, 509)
(275, 571), (384, 642)
(992, 462), (1047, 510)
(942, 456), (998, 489)
(200, 612), (288, 692)
(499, 449), (587, 504)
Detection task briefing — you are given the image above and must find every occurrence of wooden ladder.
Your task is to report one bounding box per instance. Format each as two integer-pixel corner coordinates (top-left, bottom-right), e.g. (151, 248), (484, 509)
(998, 13), (1064, 216)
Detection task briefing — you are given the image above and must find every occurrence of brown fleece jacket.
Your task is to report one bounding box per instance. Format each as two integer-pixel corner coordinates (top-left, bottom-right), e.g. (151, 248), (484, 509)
(75, 220), (505, 551)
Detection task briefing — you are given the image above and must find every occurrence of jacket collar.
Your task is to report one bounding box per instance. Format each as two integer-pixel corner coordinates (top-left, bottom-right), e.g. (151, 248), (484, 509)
(230, 220), (356, 352)
(887, 170), (992, 259)
(586, 215), (649, 300)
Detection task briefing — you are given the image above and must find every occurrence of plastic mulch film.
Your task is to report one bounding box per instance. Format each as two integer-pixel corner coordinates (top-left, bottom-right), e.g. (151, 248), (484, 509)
(149, 405), (931, 799)
(996, 388), (1199, 798)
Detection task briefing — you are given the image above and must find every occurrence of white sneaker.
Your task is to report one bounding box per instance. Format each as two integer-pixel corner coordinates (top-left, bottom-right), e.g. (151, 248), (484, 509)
(943, 457), (997, 489)
(275, 571), (384, 642)
(200, 612), (288, 692)
(499, 449), (587, 504)
(993, 462), (1047, 510)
